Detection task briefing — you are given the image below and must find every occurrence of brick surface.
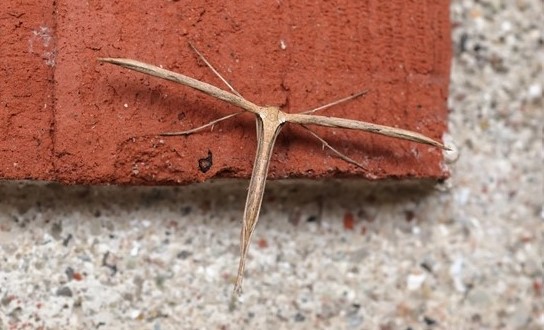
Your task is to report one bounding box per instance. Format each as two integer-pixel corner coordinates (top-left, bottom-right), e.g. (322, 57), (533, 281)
(1, 1), (451, 184)
(1, 1), (56, 180)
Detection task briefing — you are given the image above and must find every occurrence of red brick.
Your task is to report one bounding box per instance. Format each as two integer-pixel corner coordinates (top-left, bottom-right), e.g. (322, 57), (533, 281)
(1, 1), (56, 180)
(1, 1), (451, 184)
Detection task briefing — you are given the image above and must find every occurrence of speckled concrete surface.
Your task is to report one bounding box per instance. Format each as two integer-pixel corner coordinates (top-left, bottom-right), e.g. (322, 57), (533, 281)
(1, 1), (542, 329)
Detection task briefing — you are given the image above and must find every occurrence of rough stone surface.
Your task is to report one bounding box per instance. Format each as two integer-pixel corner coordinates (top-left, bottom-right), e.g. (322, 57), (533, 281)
(1, 1), (450, 184)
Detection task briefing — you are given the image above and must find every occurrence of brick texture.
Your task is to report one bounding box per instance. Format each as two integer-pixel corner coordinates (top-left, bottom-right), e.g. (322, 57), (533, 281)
(1, 1), (451, 184)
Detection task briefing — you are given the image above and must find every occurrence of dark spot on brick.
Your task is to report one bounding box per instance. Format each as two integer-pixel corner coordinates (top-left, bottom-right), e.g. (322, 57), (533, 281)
(198, 150), (213, 173)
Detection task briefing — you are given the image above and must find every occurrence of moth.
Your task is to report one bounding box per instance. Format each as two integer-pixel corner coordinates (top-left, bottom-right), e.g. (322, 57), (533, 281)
(98, 43), (447, 298)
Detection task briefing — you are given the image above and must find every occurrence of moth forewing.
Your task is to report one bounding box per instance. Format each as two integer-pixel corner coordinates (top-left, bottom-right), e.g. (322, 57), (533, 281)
(97, 58), (259, 114)
(285, 113), (447, 150)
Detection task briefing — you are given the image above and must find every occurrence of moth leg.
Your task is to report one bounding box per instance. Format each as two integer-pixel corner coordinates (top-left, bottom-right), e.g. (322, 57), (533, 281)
(301, 125), (368, 171)
(160, 111), (245, 136)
